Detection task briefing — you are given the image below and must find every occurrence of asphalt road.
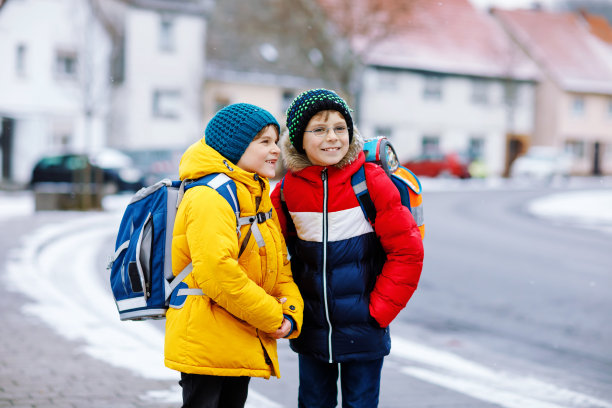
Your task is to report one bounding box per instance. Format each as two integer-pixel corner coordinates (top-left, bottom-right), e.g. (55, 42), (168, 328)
(400, 188), (612, 401)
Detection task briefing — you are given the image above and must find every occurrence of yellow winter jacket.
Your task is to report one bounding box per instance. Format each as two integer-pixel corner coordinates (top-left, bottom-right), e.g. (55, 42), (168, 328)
(164, 139), (303, 379)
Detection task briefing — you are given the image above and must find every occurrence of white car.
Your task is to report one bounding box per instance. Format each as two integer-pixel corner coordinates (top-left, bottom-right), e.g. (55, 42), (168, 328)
(510, 147), (572, 180)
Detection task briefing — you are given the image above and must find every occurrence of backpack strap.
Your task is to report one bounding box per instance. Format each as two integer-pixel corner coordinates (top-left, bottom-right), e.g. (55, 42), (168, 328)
(177, 172), (272, 274)
(167, 263), (202, 300)
(351, 165), (377, 225)
(238, 208), (272, 250)
(183, 173), (241, 235)
(169, 173), (243, 303)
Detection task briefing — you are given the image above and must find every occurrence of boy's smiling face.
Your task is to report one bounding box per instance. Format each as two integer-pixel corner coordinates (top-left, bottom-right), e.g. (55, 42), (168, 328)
(236, 125), (280, 178)
(302, 110), (349, 167)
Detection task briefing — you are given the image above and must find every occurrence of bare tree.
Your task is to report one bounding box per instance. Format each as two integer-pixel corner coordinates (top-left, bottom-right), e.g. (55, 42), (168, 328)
(207, 0), (416, 110)
(272, 0), (416, 107)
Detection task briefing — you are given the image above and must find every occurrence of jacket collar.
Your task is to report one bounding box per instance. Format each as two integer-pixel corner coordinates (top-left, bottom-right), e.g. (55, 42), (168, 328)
(179, 138), (269, 196)
(281, 129), (365, 184)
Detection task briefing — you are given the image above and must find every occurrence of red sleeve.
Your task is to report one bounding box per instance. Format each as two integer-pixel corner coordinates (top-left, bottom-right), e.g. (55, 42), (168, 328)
(270, 178), (289, 237)
(365, 164), (424, 328)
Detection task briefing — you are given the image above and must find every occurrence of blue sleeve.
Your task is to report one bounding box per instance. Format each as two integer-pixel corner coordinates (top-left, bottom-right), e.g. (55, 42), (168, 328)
(283, 314), (296, 338)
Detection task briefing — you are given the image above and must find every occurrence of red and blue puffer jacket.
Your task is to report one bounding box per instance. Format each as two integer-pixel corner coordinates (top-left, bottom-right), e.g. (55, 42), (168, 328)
(271, 134), (424, 363)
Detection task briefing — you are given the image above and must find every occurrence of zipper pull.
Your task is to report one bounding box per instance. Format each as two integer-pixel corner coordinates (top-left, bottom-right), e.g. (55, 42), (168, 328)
(321, 168), (328, 182)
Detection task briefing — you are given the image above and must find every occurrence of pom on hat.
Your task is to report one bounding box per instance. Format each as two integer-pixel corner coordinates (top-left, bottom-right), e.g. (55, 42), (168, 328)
(286, 89), (353, 154)
(205, 103), (280, 164)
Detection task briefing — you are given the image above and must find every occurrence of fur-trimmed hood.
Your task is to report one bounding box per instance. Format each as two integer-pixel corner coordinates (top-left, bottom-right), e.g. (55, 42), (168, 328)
(280, 128), (365, 173)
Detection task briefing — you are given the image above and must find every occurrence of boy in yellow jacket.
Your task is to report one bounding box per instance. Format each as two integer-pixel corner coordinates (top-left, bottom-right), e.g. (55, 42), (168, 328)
(164, 103), (303, 408)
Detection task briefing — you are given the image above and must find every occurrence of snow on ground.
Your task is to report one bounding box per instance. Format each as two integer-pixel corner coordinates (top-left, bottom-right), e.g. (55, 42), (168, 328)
(528, 190), (612, 234)
(0, 191), (34, 221)
(0, 180), (610, 408)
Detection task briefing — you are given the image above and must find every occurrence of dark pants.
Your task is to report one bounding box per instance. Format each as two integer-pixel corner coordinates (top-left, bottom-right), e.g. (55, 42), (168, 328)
(298, 354), (384, 408)
(179, 373), (250, 408)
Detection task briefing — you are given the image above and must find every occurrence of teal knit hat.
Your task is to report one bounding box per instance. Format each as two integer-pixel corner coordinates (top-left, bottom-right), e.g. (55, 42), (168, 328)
(205, 103), (280, 164)
(286, 89), (353, 154)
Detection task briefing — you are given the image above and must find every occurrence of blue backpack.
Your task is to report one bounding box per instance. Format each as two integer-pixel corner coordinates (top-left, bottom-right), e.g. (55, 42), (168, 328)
(108, 173), (259, 321)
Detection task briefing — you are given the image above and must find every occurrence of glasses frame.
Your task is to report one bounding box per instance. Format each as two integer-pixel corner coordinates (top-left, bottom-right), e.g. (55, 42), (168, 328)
(303, 125), (349, 138)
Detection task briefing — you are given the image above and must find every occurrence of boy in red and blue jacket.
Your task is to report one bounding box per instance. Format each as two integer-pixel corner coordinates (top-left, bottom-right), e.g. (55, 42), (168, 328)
(270, 89), (424, 407)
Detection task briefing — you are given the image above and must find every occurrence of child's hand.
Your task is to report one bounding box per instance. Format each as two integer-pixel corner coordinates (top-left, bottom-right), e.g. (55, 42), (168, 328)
(269, 317), (292, 339)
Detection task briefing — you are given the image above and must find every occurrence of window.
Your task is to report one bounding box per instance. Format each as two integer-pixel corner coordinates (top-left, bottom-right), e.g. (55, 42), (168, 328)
(571, 96), (585, 116)
(16, 44), (26, 76)
(421, 135), (440, 155)
(565, 140), (585, 158)
(65, 155), (88, 171)
(468, 137), (485, 160)
(471, 79), (489, 104)
(377, 70), (397, 91)
(159, 16), (175, 52)
(56, 50), (78, 79)
(423, 75), (443, 100)
(153, 90), (181, 118)
(503, 82), (518, 106)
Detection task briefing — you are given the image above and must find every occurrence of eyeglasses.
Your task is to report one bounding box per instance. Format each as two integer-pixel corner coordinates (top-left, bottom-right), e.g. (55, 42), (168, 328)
(304, 125), (348, 138)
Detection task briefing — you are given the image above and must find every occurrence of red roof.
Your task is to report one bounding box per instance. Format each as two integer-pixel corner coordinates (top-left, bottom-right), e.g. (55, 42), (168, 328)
(360, 0), (537, 79)
(493, 8), (612, 94)
(581, 11), (612, 45)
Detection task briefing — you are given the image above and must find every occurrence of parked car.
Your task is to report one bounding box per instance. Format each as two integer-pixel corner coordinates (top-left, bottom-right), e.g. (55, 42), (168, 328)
(402, 152), (471, 178)
(510, 147), (572, 180)
(90, 148), (146, 191)
(31, 150), (145, 193)
(122, 148), (182, 186)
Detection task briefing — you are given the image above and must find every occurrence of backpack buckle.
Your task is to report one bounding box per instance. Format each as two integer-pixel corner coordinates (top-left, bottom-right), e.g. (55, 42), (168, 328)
(256, 211), (267, 224)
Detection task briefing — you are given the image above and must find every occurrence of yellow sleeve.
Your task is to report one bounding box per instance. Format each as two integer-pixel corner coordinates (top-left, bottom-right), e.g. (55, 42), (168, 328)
(269, 209), (303, 338)
(184, 187), (283, 333)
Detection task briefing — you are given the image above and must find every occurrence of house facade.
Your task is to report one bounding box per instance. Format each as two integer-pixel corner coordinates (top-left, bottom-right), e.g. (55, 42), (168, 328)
(493, 8), (612, 175)
(0, 0), (112, 184)
(204, 65), (322, 129)
(357, 0), (538, 177)
(0, 0), (210, 185)
(105, 0), (210, 152)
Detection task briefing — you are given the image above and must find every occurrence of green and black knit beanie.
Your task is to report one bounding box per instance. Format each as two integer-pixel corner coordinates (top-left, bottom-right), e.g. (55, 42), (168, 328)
(205, 103), (279, 164)
(286, 89), (353, 154)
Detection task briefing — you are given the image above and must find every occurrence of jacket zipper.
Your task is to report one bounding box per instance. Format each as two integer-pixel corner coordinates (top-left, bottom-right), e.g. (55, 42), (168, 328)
(321, 168), (333, 363)
(257, 331), (273, 366)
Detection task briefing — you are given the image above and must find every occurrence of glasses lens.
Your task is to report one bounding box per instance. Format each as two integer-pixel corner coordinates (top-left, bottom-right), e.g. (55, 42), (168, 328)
(313, 128), (326, 137)
(334, 126), (347, 135)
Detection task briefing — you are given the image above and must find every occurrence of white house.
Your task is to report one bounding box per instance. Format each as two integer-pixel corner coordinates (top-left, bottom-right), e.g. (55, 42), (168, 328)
(0, 0), (210, 185)
(0, 0), (112, 184)
(103, 0), (211, 152)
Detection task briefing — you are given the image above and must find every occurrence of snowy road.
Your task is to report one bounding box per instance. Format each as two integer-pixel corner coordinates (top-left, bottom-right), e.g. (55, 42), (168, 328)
(2, 182), (612, 407)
